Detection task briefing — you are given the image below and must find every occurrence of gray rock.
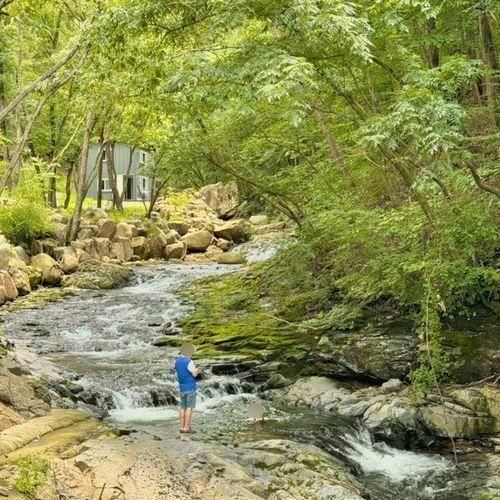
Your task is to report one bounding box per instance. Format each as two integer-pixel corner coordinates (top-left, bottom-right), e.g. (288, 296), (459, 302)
(181, 230), (213, 252)
(381, 378), (403, 393)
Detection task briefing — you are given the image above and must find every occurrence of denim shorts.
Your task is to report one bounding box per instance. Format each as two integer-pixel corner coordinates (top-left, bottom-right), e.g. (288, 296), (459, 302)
(179, 390), (196, 409)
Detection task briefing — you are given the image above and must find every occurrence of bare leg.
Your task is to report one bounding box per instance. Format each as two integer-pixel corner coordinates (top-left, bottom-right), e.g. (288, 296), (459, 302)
(179, 409), (185, 431)
(183, 408), (193, 431)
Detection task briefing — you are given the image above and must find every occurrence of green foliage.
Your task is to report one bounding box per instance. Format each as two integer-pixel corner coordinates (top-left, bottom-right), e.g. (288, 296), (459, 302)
(0, 201), (53, 245)
(15, 455), (50, 495)
(0, 0), (498, 392)
(0, 168), (54, 244)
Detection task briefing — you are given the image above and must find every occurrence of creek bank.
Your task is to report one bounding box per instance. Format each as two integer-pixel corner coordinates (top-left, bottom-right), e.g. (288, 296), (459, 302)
(0, 181), (288, 306)
(46, 433), (363, 500)
(270, 376), (500, 448)
(1, 256), (498, 499)
(178, 265), (499, 456)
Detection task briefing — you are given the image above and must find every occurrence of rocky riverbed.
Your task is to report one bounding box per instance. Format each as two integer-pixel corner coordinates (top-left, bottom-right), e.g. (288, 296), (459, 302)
(0, 257), (498, 499)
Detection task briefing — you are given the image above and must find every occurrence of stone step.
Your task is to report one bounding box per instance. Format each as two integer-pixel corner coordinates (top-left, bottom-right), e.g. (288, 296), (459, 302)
(0, 409), (89, 457)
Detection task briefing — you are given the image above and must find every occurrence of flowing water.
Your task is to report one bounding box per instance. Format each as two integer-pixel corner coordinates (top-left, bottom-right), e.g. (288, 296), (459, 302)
(4, 262), (494, 499)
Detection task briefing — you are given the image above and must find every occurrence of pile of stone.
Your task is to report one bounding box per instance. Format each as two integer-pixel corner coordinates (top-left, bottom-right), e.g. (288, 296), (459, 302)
(0, 182), (281, 304)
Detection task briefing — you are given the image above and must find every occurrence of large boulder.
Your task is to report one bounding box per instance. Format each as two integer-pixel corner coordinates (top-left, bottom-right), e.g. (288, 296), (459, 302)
(214, 219), (250, 243)
(419, 405), (495, 438)
(306, 318), (418, 382)
(51, 212), (68, 225)
(164, 241), (187, 260)
(181, 230), (213, 252)
(60, 253), (79, 274)
(10, 268), (31, 295)
(61, 261), (133, 290)
(255, 221), (286, 235)
(192, 218), (215, 232)
(54, 223), (68, 244)
(53, 246), (79, 273)
(0, 241), (30, 295)
(152, 217), (170, 234)
(96, 218), (117, 239)
(13, 246), (30, 265)
(110, 237), (133, 262)
(198, 182), (239, 219)
(216, 238), (232, 252)
(0, 271), (18, 301)
(165, 230), (179, 245)
(0, 360), (50, 419)
(167, 220), (190, 236)
(148, 231), (168, 259)
(184, 199), (216, 220)
(83, 239), (100, 261)
(284, 377), (351, 410)
(0, 241), (27, 273)
(93, 238), (111, 260)
(75, 249), (91, 263)
(77, 225), (98, 240)
(131, 237), (150, 260)
(26, 266), (43, 289)
(115, 222), (134, 239)
(30, 253), (63, 286)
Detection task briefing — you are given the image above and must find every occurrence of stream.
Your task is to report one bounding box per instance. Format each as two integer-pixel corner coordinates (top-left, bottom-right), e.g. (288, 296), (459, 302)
(4, 262), (495, 499)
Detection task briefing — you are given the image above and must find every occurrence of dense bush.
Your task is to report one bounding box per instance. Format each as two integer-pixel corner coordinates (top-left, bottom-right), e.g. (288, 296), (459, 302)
(0, 169), (54, 244)
(0, 200), (54, 245)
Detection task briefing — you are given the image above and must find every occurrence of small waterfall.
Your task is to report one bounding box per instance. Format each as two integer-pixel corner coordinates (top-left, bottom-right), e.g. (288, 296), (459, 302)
(338, 427), (451, 482)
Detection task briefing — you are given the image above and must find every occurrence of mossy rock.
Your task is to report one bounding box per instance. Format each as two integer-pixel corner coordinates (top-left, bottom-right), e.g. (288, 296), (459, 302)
(61, 261), (134, 290)
(0, 288), (74, 314)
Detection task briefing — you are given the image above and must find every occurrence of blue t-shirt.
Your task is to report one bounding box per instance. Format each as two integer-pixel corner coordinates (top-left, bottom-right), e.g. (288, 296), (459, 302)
(175, 356), (197, 392)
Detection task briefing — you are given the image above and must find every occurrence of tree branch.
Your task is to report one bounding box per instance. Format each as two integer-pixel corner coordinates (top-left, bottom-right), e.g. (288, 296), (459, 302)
(0, 44), (80, 122)
(466, 163), (500, 198)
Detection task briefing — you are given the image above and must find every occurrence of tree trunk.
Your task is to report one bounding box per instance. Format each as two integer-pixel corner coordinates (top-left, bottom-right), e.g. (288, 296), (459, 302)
(67, 111), (96, 242)
(106, 141), (124, 211)
(63, 161), (74, 209)
(47, 102), (57, 207)
(96, 129), (105, 208)
(478, 4), (499, 123)
(46, 14), (62, 208)
(0, 90), (52, 194)
(311, 104), (355, 187)
(0, 46), (9, 163)
(378, 145), (435, 225)
(426, 18), (440, 68)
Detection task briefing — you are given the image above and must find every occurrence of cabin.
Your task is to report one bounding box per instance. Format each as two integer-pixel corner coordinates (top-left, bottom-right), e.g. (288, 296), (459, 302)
(86, 143), (153, 202)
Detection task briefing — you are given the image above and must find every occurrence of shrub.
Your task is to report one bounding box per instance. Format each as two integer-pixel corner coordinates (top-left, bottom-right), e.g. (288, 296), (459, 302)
(15, 455), (50, 495)
(0, 199), (54, 245)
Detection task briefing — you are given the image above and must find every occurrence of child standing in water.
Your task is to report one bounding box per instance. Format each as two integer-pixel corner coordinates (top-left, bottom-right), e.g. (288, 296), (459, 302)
(175, 342), (200, 434)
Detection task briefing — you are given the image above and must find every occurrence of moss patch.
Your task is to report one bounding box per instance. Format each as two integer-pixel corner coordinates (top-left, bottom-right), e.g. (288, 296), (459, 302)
(60, 262), (134, 290)
(0, 288), (75, 316)
(180, 271), (314, 375)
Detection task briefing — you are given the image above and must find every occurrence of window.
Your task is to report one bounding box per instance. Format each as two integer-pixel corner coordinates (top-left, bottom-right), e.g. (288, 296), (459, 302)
(102, 148), (107, 161)
(140, 151), (147, 164)
(141, 176), (148, 192)
(101, 178), (111, 192)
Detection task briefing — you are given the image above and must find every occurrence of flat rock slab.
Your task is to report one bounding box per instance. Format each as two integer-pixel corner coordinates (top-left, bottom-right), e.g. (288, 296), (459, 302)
(0, 409), (89, 456)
